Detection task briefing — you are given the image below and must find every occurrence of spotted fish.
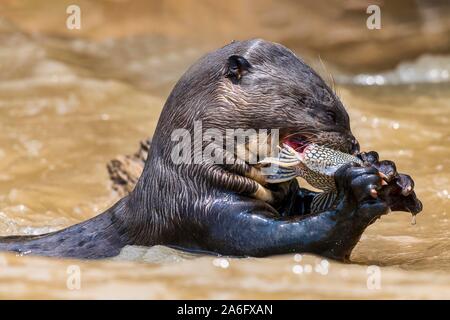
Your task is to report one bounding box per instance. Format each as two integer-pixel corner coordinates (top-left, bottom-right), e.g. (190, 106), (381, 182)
(259, 143), (363, 213)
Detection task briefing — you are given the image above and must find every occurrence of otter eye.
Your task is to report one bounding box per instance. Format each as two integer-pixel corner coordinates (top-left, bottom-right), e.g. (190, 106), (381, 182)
(326, 110), (337, 123)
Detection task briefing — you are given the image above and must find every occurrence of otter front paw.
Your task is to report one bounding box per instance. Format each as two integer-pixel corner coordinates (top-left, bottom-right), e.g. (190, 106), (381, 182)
(334, 163), (389, 225)
(358, 151), (422, 215)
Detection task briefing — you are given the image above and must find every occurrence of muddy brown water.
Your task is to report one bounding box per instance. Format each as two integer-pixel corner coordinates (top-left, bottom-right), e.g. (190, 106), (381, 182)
(0, 5), (449, 299)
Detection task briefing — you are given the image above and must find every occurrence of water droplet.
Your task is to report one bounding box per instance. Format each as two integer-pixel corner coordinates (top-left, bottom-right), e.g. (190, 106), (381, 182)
(375, 75), (385, 85)
(437, 189), (449, 199)
(292, 265), (303, 274)
(293, 254), (302, 262)
(212, 258), (229, 269)
(366, 76), (375, 85)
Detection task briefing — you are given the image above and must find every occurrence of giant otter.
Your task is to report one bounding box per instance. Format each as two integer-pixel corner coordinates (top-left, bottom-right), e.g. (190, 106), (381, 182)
(0, 39), (421, 261)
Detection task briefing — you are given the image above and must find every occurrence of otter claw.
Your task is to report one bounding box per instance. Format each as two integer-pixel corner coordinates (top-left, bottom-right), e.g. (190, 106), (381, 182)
(402, 185), (413, 196)
(370, 188), (378, 198)
(396, 174), (415, 196)
(378, 172), (388, 180)
(377, 172), (389, 186)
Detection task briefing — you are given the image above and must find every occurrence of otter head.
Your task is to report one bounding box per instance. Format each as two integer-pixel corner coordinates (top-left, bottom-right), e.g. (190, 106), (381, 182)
(156, 39), (359, 171)
(212, 39), (359, 155)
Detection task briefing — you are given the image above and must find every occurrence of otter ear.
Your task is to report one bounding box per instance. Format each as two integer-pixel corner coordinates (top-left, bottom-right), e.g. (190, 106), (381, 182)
(225, 55), (251, 83)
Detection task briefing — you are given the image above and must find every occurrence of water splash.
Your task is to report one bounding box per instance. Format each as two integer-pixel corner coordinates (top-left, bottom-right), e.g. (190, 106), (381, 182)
(338, 55), (450, 85)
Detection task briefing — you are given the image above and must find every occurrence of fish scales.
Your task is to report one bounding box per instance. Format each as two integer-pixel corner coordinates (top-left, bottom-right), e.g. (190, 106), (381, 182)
(260, 144), (363, 213)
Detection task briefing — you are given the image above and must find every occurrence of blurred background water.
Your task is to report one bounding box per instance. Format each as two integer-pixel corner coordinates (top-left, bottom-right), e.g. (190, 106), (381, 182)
(0, 0), (449, 299)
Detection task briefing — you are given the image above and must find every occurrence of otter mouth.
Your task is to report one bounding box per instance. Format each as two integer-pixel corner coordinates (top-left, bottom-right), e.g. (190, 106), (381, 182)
(280, 132), (356, 155)
(281, 134), (310, 153)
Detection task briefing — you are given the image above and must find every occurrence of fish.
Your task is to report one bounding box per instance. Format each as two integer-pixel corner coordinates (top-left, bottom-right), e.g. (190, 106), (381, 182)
(259, 143), (364, 213)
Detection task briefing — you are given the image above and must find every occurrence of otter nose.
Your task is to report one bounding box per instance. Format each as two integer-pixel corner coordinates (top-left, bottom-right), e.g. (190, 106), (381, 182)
(350, 138), (360, 155)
